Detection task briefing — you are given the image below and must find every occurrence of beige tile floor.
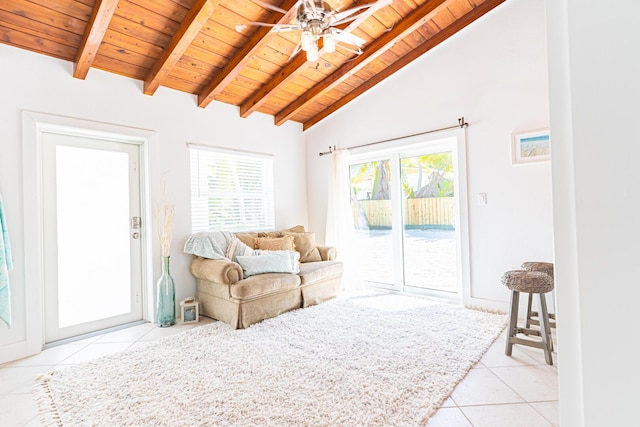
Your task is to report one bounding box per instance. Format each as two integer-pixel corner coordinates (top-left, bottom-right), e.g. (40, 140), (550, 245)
(0, 317), (558, 426)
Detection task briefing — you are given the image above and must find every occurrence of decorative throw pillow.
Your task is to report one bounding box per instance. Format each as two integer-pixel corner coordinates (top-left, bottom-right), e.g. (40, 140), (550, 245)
(258, 231), (282, 239)
(254, 250), (300, 274)
(234, 232), (260, 248)
(236, 252), (297, 277)
(254, 235), (295, 252)
(225, 237), (254, 263)
(282, 232), (322, 263)
(257, 225), (306, 239)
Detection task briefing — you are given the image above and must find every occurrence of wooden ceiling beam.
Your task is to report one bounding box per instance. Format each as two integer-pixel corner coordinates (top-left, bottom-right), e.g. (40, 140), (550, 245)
(197, 0), (299, 108)
(73, 0), (119, 79)
(239, 49), (308, 118)
(302, 0), (506, 130)
(274, 0), (451, 126)
(143, 0), (217, 95)
(239, 0), (387, 118)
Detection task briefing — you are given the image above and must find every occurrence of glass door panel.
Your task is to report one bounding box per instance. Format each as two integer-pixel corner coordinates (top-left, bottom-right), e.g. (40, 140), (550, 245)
(400, 152), (457, 293)
(55, 146), (132, 327)
(349, 160), (396, 287)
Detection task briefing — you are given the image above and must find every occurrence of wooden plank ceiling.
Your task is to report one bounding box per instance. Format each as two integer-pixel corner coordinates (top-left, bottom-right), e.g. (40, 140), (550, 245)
(0, 0), (505, 130)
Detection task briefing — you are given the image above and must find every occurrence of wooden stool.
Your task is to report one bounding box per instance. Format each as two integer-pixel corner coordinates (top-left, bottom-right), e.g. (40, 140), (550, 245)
(501, 270), (554, 365)
(521, 262), (556, 335)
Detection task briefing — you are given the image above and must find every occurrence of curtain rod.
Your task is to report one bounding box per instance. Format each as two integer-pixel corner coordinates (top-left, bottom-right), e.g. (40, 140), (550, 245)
(318, 117), (469, 157)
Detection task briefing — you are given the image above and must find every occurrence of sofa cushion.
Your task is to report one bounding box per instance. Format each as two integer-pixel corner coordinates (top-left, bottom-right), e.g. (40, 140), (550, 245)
(258, 225), (306, 237)
(282, 232), (322, 263)
(259, 230), (283, 239)
(298, 261), (344, 285)
(316, 245), (337, 261)
(221, 227), (306, 250)
(252, 225), (304, 239)
(255, 235), (295, 251)
(237, 251), (298, 277)
(234, 232), (260, 248)
(254, 250), (300, 274)
(230, 273), (301, 300)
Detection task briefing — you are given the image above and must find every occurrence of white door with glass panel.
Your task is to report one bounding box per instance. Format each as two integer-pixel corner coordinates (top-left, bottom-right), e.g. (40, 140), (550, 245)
(41, 131), (143, 344)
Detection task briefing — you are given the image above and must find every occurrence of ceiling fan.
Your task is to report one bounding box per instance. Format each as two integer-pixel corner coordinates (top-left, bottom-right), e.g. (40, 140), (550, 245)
(237, 0), (392, 62)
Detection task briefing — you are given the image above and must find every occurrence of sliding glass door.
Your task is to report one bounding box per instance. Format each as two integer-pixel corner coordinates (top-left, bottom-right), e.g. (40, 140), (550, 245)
(349, 135), (466, 300)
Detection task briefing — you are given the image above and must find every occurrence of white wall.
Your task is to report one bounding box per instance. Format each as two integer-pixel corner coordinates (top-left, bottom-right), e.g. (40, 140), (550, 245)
(0, 43), (307, 358)
(547, 0), (640, 424)
(305, 0), (552, 310)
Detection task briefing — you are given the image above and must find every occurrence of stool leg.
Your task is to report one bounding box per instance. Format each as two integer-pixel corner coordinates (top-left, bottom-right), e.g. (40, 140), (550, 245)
(525, 293), (534, 328)
(538, 293), (553, 365)
(541, 292), (554, 352)
(505, 290), (520, 356)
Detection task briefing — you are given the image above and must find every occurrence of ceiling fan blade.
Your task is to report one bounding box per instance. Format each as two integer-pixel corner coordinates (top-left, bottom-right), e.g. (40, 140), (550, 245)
(238, 21), (298, 31)
(333, 29), (366, 48)
(331, 0), (391, 25)
(288, 41), (302, 61)
(272, 25), (299, 33)
(336, 43), (363, 56)
(252, 0), (289, 14)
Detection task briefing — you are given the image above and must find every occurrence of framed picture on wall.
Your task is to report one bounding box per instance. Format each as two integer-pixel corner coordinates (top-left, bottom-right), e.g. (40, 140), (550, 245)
(511, 128), (551, 164)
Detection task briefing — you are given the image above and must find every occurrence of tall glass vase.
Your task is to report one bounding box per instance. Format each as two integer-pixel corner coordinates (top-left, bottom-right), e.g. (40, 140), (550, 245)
(156, 256), (175, 327)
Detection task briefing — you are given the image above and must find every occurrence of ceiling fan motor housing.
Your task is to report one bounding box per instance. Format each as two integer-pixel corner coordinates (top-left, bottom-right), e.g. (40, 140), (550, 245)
(298, 1), (334, 31)
(297, 0), (336, 57)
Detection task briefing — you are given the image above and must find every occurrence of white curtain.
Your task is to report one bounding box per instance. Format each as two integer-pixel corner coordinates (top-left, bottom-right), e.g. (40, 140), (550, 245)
(325, 149), (363, 294)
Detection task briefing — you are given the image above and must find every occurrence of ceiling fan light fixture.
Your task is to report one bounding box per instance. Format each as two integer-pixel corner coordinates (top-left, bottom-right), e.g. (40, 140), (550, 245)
(301, 30), (313, 51)
(306, 43), (319, 62)
(323, 29), (335, 53)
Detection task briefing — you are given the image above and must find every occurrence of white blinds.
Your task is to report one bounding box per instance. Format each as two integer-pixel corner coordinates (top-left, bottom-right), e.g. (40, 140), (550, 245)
(189, 146), (275, 233)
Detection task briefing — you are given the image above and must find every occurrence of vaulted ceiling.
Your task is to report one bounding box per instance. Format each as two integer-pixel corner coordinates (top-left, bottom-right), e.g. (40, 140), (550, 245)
(0, 0), (505, 130)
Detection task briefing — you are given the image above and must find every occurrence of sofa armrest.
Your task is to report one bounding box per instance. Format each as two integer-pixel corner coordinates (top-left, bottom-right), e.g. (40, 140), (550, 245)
(190, 257), (243, 285)
(316, 246), (337, 261)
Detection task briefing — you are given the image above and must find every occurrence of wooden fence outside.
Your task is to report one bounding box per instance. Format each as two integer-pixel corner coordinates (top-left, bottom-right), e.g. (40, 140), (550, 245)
(352, 197), (455, 227)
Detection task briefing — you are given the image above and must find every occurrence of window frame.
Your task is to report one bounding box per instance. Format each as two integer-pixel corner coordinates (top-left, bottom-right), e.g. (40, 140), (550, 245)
(188, 144), (275, 233)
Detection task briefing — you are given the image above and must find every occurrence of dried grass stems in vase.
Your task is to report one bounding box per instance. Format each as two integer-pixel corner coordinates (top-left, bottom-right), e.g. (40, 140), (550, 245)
(154, 178), (174, 257)
(157, 204), (174, 257)
(155, 179), (176, 327)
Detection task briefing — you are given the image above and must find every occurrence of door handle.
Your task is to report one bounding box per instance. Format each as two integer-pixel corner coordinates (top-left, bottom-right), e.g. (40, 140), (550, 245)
(132, 232), (140, 239)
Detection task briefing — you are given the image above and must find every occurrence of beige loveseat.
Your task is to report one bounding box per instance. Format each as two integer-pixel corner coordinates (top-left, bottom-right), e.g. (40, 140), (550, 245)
(186, 226), (343, 329)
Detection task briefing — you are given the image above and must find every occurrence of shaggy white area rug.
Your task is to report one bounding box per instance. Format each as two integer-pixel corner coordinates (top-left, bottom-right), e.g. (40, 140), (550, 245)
(34, 293), (506, 426)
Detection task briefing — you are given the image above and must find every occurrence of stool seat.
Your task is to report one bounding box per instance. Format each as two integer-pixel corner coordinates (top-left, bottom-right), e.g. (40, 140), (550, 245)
(501, 270), (554, 293)
(521, 261), (553, 279)
(501, 269), (554, 365)
(521, 261), (556, 336)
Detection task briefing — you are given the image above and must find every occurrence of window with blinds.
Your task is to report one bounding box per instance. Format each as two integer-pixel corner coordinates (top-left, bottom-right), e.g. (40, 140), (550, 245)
(189, 145), (275, 233)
